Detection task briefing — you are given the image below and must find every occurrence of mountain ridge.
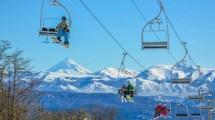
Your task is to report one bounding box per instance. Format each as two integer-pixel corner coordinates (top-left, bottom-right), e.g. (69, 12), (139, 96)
(36, 58), (215, 96)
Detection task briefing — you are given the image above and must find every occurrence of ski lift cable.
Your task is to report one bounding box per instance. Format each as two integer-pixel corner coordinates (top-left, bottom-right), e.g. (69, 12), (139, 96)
(131, 0), (148, 22)
(157, 0), (198, 67)
(131, 0), (178, 63)
(79, 0), (159, 78)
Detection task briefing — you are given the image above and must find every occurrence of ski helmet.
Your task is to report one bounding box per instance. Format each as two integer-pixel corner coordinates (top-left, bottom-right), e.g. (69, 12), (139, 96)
(62, 16), (66, 20)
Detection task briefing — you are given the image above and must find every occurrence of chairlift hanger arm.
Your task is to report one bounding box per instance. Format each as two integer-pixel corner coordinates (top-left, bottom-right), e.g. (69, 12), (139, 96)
(171, 42), (190, 78)
(39, 0), (45, 35)
(50, 0), (72, 27)
(142, 3), (162, 34)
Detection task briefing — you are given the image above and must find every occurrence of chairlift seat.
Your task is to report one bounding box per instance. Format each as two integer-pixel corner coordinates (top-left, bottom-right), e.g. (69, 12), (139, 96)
(49, 28), (56, 32)
(133, 89), (138, 95)
(190, 113), (201, 117)
(142, 42), (168, 49)
(175, 114), (188, 118)
(198, 89), (209, 91)
(188, 96), (205, 100)
(201, 106), (214, 110)
(39, 27), (58, 36)
(172, 78), (191, 84)
(117, 89), (138, 95)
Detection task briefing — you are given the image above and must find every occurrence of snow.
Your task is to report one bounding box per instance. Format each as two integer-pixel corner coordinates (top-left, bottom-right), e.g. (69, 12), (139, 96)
(47, 58), (91, 75)
(59, 85), (80, 92)
(95, 67), (138, 78)
(35, 58), (215, 96)
(81, 82), (116, 93)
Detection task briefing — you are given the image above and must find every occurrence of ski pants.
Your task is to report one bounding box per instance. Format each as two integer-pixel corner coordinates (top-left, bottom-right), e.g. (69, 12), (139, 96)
(57, 29), (68, 42)
(127, 90), (133, 97)
(154, 110), (162, 117)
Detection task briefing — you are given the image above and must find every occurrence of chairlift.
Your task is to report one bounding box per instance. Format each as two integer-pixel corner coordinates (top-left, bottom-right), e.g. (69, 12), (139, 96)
(39, 0), (72, 43)
(171, 42), (194, 84)
(153, 83), (172, 116)
(175, 103), (189, 118)
(190, 106), (201, 117)
(141, 0), (169, 49)
(117, 53), (138, 96)
(201, 99), (214, 110)
(188, 69), (205, 100)
(155, 96), (172, 112)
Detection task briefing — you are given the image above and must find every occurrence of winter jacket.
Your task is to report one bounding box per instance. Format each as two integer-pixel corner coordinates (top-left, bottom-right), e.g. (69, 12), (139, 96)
(126, 84), (134, 90)
(162, 106), (168, 115)
(155, 105), (163, 111)
(121, 85), (127, 91)
(56, 22), (70, 30)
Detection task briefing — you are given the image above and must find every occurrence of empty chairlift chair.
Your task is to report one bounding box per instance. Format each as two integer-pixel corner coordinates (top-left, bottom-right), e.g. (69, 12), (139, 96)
(188, 70), (206, 100)
(190, 106), (201, 117)
(175, 103), (189, 118)
(201, 100), (214, 110)
(171, 42), (195, 84)
(141, 1), (169, 50)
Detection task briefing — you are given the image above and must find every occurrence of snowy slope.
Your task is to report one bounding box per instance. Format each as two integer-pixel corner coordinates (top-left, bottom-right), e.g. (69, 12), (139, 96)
(137, 65), (172, 81)
(81, 81), (116, 93)
(95, 67), (138, 78)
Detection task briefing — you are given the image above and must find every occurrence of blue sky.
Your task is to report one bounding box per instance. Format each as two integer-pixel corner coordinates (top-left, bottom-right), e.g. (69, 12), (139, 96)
(0, 0), (214, 72)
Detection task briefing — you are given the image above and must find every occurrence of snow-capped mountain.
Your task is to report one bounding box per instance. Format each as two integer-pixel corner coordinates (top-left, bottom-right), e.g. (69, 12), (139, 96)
(137, 64), (173, 81)
(37, 58), (215, 96)
(47, 58), (91, 75)
(81, 81), (116, 93)
(95, 67), (139, 78)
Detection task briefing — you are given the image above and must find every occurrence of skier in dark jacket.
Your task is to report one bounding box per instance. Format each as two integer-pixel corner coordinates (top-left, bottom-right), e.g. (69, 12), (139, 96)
(120, 83), (127, 103)
(56, 16), (70, 45)
(126, 82), (134, 97)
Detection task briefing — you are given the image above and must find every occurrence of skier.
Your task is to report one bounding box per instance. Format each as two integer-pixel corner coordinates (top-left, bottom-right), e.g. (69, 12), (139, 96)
(154, 103), (163, 118)
(56, 16), (70, 45)
(126, 81), (134, 102)
(120, 83), (127, 103)
(162, 104), (169, 116)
